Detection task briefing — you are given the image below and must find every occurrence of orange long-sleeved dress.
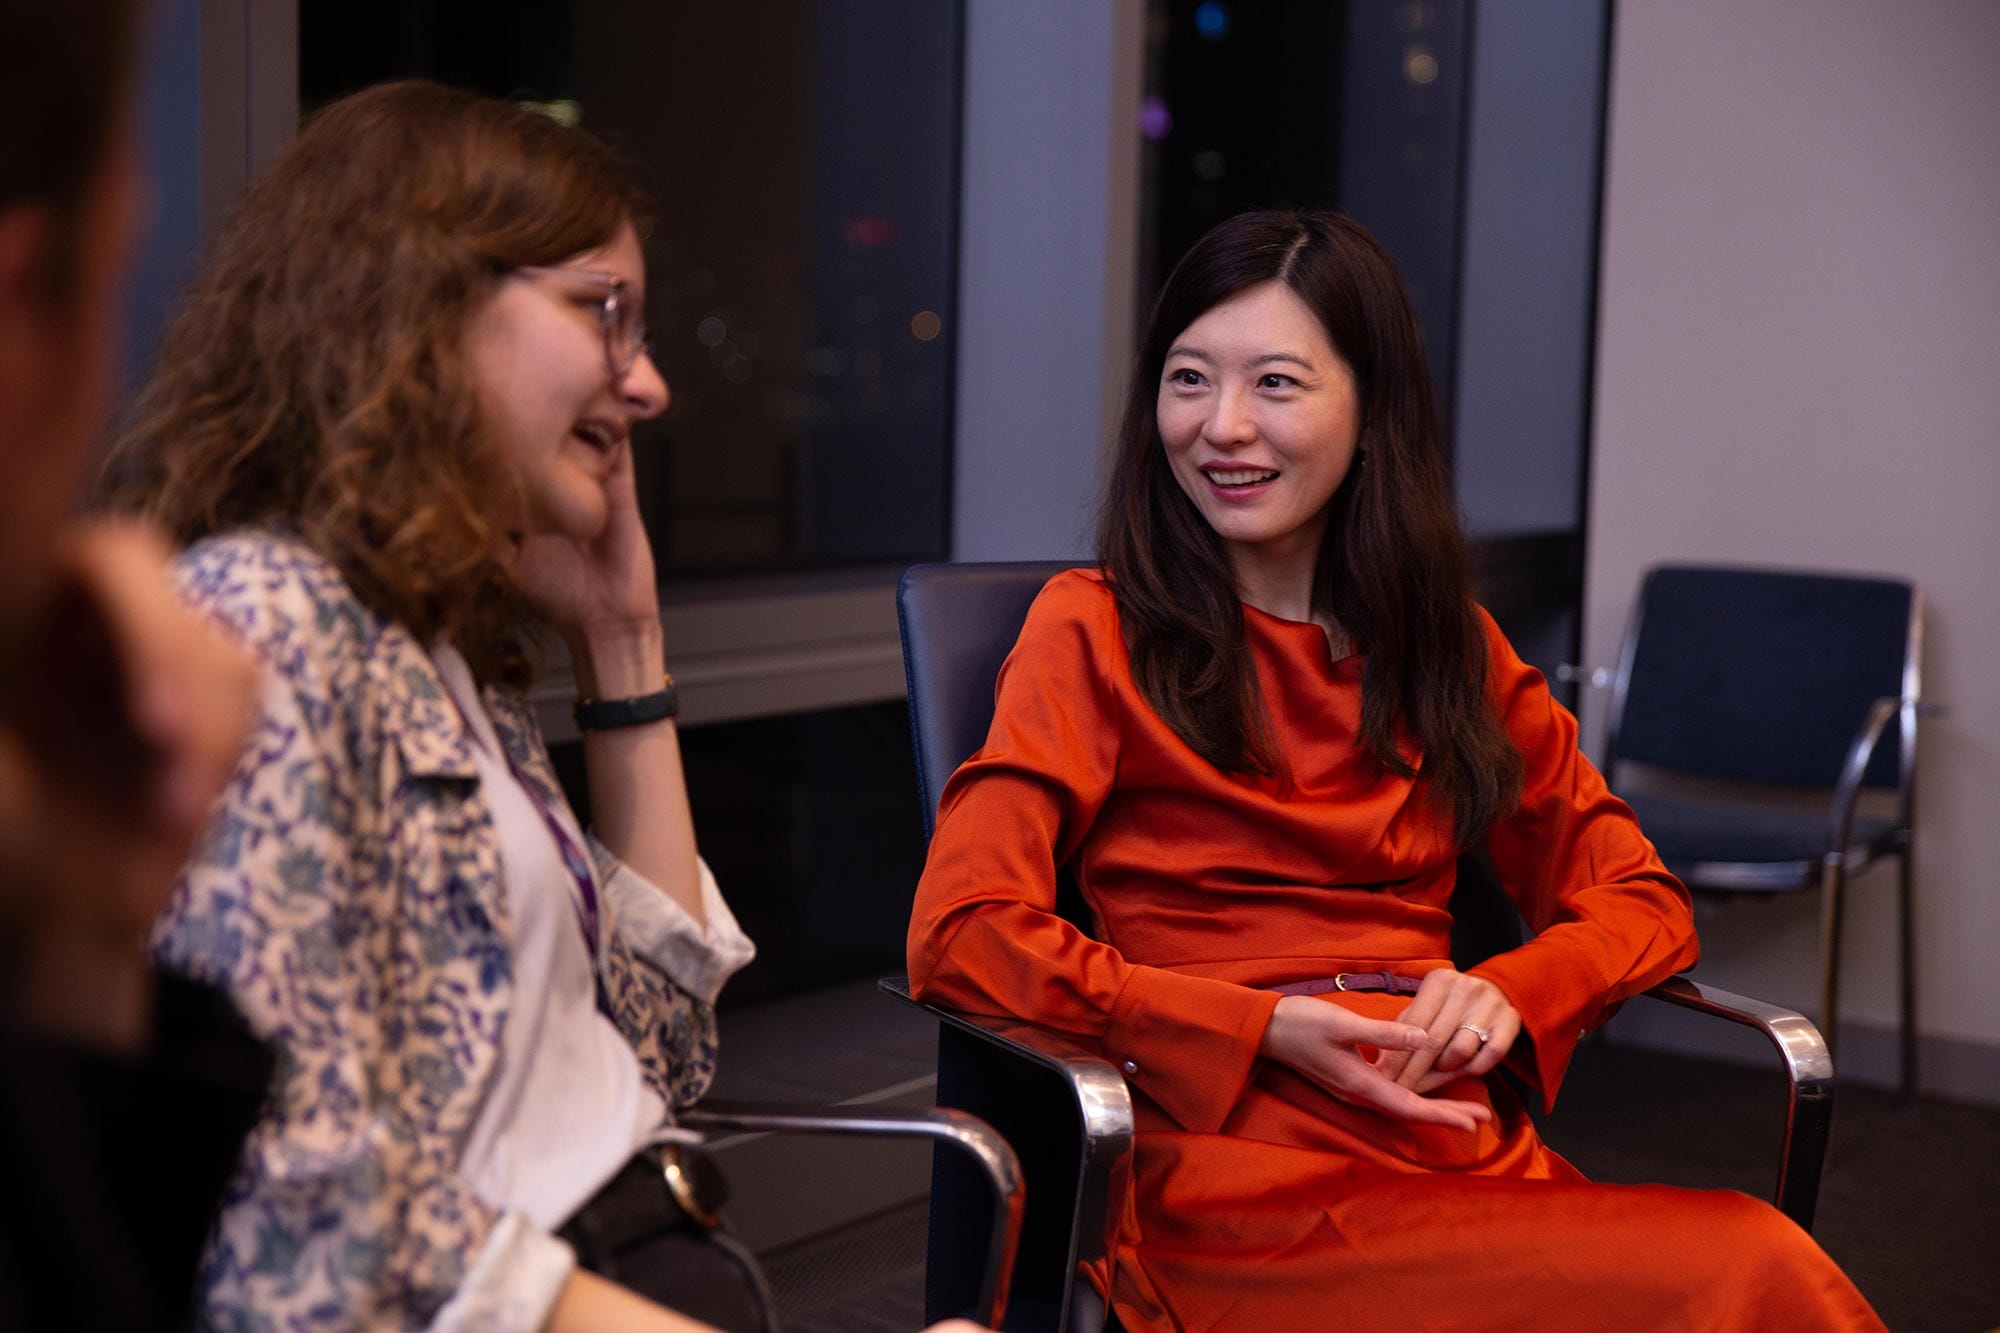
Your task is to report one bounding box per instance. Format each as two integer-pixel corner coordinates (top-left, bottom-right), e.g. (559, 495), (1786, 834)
(908, 570), (1880, 1332)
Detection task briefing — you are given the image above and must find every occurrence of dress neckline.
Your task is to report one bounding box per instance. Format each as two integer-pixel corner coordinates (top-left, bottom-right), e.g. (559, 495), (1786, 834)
(1240, 601), (1360, 671)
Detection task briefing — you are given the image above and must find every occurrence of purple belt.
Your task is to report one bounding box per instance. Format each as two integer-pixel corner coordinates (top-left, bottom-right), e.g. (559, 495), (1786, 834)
(1270, 971), (1425, 998)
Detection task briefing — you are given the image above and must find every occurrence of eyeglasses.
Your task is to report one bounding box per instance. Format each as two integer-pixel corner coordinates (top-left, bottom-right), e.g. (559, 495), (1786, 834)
(515, 265), (651, 379)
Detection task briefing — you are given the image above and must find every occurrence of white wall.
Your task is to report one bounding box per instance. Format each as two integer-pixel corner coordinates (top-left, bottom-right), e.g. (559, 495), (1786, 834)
(1586, 0), (2000, 1094)
(951, 0), (1141, 561)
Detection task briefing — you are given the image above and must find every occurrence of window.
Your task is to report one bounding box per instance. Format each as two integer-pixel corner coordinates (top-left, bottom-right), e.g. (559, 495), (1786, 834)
(1136, 0), (1614, 681)
(301, 0), (962, 578)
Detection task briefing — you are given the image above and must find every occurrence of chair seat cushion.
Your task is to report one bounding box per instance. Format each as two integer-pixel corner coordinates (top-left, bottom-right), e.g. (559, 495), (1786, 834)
(1618, 790), (1897, 891)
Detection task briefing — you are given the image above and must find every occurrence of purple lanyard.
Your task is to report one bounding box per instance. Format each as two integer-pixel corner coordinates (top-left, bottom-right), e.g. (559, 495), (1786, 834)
(507, 758), (618, 1018)
(442, 689), (603, 968)
(502, 748), (603, 963)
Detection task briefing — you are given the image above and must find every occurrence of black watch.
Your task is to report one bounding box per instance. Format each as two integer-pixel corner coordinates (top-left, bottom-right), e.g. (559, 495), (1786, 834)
(573, 675), (679, 732)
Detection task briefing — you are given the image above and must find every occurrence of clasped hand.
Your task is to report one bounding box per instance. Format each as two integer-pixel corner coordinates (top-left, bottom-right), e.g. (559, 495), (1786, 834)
(1257, 968), (1520, 1132)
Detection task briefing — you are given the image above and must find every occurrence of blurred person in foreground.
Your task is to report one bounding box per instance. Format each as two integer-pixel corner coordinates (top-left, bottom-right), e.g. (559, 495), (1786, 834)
(0, 0), (268, 1327)
(102, 78), (987, 1333)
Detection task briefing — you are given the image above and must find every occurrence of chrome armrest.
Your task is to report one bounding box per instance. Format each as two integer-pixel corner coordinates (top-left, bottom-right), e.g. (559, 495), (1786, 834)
(1829, 696), (1901, 852)
(879, 977), (1136, 1156)
(1641, 975), (1833, 1230)
(881, 977), (1134, 1333)
(679, 1099), (1024, 1329)
(1902, 698), (1945, 834)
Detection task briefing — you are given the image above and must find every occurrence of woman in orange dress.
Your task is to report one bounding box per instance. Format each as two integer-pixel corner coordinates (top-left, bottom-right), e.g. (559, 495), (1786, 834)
(907, 210), (1882, 1331)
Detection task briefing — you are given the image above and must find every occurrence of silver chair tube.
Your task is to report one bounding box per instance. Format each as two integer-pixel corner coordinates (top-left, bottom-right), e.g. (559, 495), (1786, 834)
(882, 977), (1134, 1333)
(1643, 976), (1833, 1230)
(680, 1100), (1026, 1330)
(1828, 696), (1899, 852)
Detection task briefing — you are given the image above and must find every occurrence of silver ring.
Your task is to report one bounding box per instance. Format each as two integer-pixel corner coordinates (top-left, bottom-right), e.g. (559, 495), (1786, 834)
(1455, 1023), (1492, 1046)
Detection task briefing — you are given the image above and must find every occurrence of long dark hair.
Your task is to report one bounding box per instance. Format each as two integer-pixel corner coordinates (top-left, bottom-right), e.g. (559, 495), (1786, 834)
(99, 81), (650, 686)
(1097, 209), (1522, 847)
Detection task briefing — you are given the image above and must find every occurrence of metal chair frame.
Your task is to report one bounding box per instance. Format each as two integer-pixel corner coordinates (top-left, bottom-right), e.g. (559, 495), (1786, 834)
(876, 980), (1130, 1333)
(1602, 565), (1927, 1093)
(678, 1100), (1025, 1330)
(883, 973), (1829, 1333)
(892, 560), (1839, 1333)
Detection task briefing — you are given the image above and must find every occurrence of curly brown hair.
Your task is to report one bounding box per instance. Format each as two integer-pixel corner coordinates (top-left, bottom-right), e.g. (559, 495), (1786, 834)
(98, 80), (652, 685)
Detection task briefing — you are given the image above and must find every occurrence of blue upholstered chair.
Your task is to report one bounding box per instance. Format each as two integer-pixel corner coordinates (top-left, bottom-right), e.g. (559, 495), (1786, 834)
(1594, 564), (1927, 1094)
(889, 561), (1837, 1333)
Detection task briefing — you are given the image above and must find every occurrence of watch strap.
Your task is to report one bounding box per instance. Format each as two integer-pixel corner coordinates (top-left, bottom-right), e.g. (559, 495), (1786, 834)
(573, 675), (678, 731)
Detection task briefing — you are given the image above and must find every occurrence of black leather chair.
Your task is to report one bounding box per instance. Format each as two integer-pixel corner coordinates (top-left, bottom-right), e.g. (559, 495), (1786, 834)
(888, 561), (1128, 1333)
(887, 561), (1836, 1333)
(1588, 564), (1927, 1093)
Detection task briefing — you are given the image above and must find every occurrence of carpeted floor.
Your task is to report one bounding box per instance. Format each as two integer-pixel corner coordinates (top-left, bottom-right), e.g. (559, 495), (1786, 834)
(1544, 1040), (2000, 1333)
(762, 1202), (929, 1333)
(765, 1040), (2000, 1331)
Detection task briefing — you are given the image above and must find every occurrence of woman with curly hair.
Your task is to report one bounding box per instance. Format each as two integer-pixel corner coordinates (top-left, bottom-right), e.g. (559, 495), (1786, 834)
(103, 80), (789, 1332)
(907, 209), (1882, 1330)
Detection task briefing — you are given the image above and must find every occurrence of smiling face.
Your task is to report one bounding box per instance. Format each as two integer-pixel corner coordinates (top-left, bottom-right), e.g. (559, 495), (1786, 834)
(463, 222), (668, 543)
(1156, 280), (1361, 590)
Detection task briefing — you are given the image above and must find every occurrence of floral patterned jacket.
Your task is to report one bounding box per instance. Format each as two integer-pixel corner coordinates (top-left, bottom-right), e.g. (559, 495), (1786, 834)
(156, 531), (750, 1330)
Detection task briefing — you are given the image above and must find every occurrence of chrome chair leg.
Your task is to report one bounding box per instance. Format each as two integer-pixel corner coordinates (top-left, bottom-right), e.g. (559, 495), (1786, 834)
(1898, 841), (1919, 1097)
(1815, 854), (1848, 1068)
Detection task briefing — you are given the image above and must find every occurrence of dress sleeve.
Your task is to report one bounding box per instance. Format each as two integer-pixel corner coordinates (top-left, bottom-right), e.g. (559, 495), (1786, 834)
(155, 563), (571, 1329)
(1466, 608), (1699, 1108)
(907, 576), (1280, 1134)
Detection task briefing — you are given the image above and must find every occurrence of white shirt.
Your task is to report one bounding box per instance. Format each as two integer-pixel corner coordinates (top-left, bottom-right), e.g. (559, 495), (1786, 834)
(431, 645), (749, 1231)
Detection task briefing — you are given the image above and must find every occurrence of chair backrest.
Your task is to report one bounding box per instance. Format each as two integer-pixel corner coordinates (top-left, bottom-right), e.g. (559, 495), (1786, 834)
(898, 560), (1101, 1329)
(1609, 564), (1918, 789)
(899, 560), (1083, 837)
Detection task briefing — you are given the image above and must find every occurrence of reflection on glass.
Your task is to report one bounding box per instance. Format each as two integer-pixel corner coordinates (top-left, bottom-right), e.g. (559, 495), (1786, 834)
(301, 0), (960, 577)
(1138, 0), (1466, 419)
